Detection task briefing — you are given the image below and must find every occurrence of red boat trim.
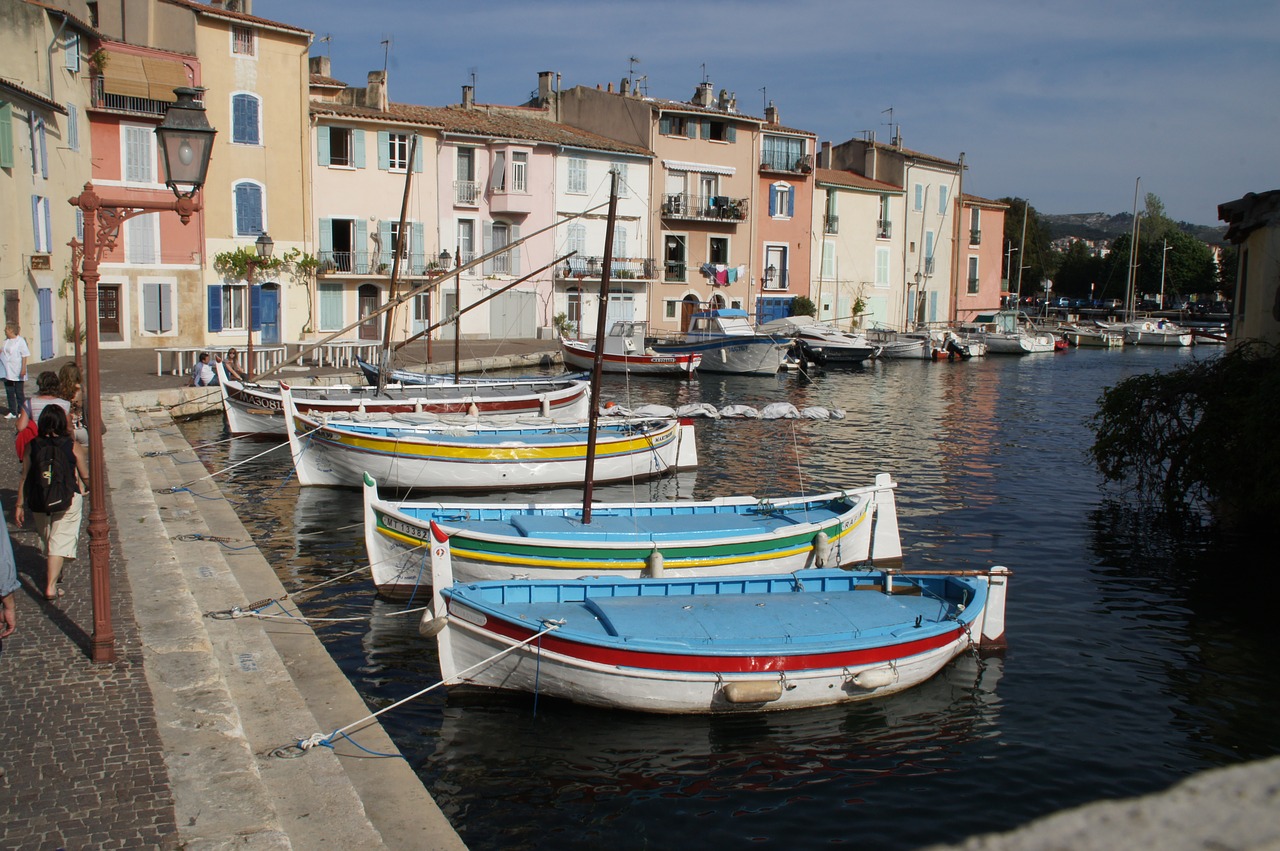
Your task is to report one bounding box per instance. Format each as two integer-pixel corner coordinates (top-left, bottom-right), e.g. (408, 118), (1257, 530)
(451, 602), (964, 673)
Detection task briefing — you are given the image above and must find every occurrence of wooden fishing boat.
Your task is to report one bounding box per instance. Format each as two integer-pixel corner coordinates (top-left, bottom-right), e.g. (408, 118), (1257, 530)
(283, 387), (697, 491)
(423, 525), (1009, 714)
(363, 472), (903, 597)
(356, 358), (587, 387)
(560, 321), (700, 376)
(214, 360), (589, 435)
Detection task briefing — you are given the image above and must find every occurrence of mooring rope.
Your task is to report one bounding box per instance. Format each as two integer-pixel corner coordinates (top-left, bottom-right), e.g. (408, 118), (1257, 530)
(270, 621), (564, 759)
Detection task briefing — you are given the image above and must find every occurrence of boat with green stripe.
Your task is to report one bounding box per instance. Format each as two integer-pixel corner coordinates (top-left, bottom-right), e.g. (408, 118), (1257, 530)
(364, 472), (902, 598)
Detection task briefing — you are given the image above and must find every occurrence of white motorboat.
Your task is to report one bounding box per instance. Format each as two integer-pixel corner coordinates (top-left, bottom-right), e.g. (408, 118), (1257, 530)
(651, 309), (791, 375)
(760, 317), (879, 366)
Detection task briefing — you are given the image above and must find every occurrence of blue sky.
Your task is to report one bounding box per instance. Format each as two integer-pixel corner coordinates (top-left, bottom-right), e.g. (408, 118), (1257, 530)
(263, 0), (1278, 226)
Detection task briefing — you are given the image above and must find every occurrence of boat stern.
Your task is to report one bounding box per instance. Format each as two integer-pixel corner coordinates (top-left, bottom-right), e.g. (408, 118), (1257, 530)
(973, 566), (1010, 649)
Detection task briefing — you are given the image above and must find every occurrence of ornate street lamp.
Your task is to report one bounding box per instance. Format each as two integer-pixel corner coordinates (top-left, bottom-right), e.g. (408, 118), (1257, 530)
(245, 232), (274, 377)
(68, 86), (215, 663)
(763, 264), (777, 288)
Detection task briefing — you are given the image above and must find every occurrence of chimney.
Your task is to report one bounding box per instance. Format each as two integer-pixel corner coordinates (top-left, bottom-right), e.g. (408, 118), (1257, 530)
(717, 88), (729, 110)
(309, 55), (331, 77)
(537, 70), (554, 104)
(620, 77), (630, 96)
(820, 140), (831, 169)
(692, 82), (713, 107)
(607, 81), (614, 93)
(462, 85), (474, 108)
(366, 70), (387, 111)
(764, 102), (779, 126)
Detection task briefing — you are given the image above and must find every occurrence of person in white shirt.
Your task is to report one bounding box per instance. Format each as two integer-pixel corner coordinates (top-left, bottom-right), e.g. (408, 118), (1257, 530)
(2, 323), (30, 419)
(190, 352), (216, 387)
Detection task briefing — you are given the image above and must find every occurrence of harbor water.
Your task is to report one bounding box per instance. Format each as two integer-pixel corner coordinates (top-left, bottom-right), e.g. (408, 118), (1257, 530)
(183, 345), (1278, 850)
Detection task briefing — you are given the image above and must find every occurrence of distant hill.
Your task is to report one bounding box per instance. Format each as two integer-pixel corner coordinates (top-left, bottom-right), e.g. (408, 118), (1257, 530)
(1043, 212), (1227, 245)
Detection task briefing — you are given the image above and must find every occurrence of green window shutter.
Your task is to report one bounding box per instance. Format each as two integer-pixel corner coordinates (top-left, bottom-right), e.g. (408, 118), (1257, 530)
(413, 135), (424, 173)
(1, 102), (15, 169)
(355, 219), (368, 272)
(686, 120), (697, 139)
(318, 218), (333, 254)
(700, 119), (710, 139)
(317, 126), (330, 166)
(377, 131), (390, 170)
(727, 125), (736, 143)
(509, 225), (521, 276)
(659, 115), (670, 135)
(412, 222), (425, 267)
(353, 129), (366, 168)
(379, 221), (393, 269)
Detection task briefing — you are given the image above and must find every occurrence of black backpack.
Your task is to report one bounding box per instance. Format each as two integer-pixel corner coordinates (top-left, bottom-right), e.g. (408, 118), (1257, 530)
(26, 435), (77, 514)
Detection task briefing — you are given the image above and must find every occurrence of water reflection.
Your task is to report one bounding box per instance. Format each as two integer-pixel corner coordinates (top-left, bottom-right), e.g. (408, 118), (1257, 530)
(180, 346), (1280, 851)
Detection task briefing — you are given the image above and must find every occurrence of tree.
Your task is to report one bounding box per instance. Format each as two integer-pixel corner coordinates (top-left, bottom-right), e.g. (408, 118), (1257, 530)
(1053, 240), (1106, 299)
(999, 198), (1053, 299)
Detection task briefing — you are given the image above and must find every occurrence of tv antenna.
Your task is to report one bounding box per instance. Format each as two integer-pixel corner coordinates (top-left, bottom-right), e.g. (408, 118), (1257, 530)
(628, 56), (640, 85)
(882, 106), (899, 145)
(318, 34), (331, 58)
(700, 63), (709, 84)
(380, 37), (392, 73)
(760, 86), (767, 114)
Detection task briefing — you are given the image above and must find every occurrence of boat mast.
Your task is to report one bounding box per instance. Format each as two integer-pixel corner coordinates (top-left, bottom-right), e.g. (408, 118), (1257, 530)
(1125, 177), (1140, 320)
(581, 169), (621, 524)
(378, 134), (418, 394)
(1015, 201), (1028, 305)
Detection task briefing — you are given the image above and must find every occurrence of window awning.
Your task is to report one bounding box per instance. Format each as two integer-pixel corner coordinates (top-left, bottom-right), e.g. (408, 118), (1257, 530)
(662, 159), (735, 176)
(142, 57), (189, 102)
(102, 53), (189, 102)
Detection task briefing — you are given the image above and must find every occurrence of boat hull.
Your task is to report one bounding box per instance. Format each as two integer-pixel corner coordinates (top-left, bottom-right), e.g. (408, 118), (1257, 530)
(433, 567), (1009, 714)
(560, 339), (700, 376)
(364, 473), (903, 597)
(216, 363), (589, 435)
(651, 338), (787, 375)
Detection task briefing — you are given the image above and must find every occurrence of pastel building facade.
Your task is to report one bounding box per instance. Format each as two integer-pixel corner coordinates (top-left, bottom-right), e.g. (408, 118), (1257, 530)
(0, 0), (96, 361)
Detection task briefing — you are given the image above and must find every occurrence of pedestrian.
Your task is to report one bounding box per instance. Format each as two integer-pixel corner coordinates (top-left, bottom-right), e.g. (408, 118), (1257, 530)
(15, 404), (89, 600)
(13, 371), (70, 435)
(58, 362), (89, 446)
(190, 352), (215, 386)
(2, 323), (30, 418)
(218, 348), (247, 382)
(1, 507), (17, 639)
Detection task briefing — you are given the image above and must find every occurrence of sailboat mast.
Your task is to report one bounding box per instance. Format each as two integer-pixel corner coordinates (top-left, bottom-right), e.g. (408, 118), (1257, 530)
(378, 134), (418, 393)
(1016, 202), (1028, 304)
(1125, 177), (1140, 320)
(582, 169), (621, 524)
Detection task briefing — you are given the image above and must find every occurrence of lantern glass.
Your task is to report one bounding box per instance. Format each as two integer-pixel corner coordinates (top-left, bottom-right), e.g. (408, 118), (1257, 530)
(156, 87), (216, 197)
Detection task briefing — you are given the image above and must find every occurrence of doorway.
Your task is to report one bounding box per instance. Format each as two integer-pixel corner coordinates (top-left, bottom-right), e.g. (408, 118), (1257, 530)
(358, 284), (380, 340)
(258, 282), (280, 344)
(99, 284), (122, 341)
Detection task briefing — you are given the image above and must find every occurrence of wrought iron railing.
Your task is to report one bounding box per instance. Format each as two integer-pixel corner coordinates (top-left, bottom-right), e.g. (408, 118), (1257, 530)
(760, 152), (812, 173)
(824, 215), (839, 235)
(661, 193), (748, 222)
(970, 229), (982, 246)
(876, 220), (892, 239)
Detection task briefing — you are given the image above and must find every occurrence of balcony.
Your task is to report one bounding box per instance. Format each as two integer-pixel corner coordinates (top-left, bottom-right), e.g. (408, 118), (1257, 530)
(560, 256), (656, 281)
(760, 152), (813, 175)
(488, 188), (532, 216)
(970, 229), (982, 246)
(824, 215), (839, 235)
(876, 220), (892, 239)
(89, 75), (173, 117)
(664, 261), (687, 283)
(661, 193), (748, 223)
(454, 180), (480, 206)
(318, 250), (443, 277)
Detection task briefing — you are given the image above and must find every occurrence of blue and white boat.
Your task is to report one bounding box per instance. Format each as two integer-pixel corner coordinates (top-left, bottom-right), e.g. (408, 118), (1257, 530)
(423, 525), (1010, 714)
(364, 472), (902, 595)
(356, 357), (587, 386)
(651, 309), (792, 375)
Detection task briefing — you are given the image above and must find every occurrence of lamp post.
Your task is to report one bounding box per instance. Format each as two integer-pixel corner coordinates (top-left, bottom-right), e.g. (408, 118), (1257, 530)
(1005, 244), (1019, 306)
(245, 232), (274, 378)
(68, 87), (215, 663)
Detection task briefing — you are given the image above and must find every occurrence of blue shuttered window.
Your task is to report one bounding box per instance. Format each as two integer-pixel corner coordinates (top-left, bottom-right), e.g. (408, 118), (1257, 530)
(250, 285), (262, 332)
(207, 286), (223, 331)
(232, 94), (260, 145)
(64, 33), (80, 71)
(67, 104), (78, 151)
(413, 135), (423, 173)
(354, 219), (367, 271)
(319, 283), (343, 330)
(234, 182), (264, 235)
(567, 157), (586, 193)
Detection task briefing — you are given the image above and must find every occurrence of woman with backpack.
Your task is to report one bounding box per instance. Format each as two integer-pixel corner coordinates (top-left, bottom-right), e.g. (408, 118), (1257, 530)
(14, 405), (89, 601)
